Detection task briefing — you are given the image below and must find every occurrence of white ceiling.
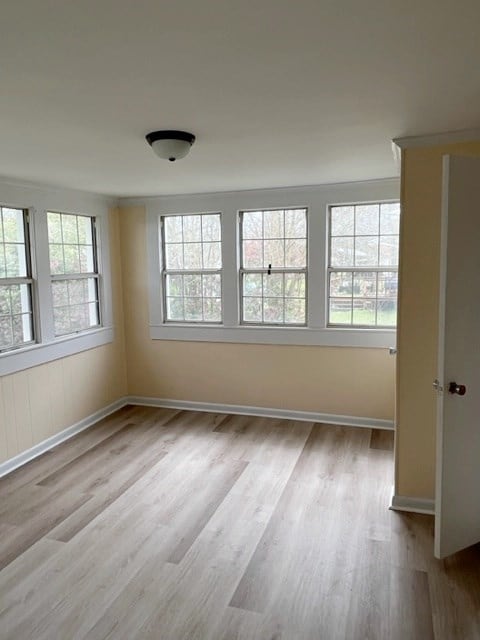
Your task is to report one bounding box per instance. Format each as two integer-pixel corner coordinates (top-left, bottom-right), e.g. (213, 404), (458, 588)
(1, 1), (480, 197)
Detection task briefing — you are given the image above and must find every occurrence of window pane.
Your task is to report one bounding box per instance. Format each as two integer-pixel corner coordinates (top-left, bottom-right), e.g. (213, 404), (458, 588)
(202, 214), (221, 241)
(263, 273), (283, 297)
(329, 298), (352, 325)
(331, 206), (354, 236)
(3, 208), (25, 243)
(164, 216), (183, 243)
(183, 215), (201, 242)
(353, 272), (377, 298)
(284, 273), (305, 298)
(78, 216), (93, 245)
(285, 209), (307, 238)
(184, 243), (202, 269)
(379, 236), (399, 266)
(355, 204), (379, 235)
(165, 243), (183, 269)
(202, 274), (221, 298)
(355, 236), (378, 266)
(62, 214), (79, 244)
(285, 298), (305, 324)
(183, 274), (202, 297)
(47, 212), (62, 243)
(264, 239), (284, 267)
(0, 316), (13, 348)
(4, 243), (27, 277)
(184, 297), (203, 321)
(53, 307), (71, 336)
(352, 300), (376, 326)
(264, 210), (284, 239)
(380, 203), (400, 235)
(49, 244), (65, 274)
(167, 297), (184, 321)
(378, 272), (398, 298)
(12, 314), (33, 344)
(243, 239), (263, 268)
(202, 242), (221, 269)
(64, 245), (81, 274)
(243, 297), (262, 322)
(52, 280), (69, 306)
(203, 298), (221, 322)
(285, 238), (306, 267)
(330, 272), (352, 297)
(331, 237), (354, 267)
(263, 297), (284, 323)
(377, 299), (397, 326)
(242, 211), (263, 239)
(166, 274), (183, 297)
(243, 273), (262, 297)
(79, 245), (95, 272)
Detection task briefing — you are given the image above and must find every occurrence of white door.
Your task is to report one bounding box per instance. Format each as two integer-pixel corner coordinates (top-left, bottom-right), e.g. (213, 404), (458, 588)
(435, 154), (480, 559)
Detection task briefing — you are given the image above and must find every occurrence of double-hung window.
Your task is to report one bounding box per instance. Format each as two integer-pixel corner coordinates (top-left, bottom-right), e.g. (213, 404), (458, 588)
(0, 206), (34, 351)
(161, 213), (222, 323)
(328, 202), (400, 327)
(47, 211), (100, 336)
(239, 208), (307, 325)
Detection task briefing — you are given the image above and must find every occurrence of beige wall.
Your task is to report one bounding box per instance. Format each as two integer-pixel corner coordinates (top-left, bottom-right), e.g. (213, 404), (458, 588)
(396, 140), (480, 499)
(120, 205), (395, 419)
(0, 208), (127, 464)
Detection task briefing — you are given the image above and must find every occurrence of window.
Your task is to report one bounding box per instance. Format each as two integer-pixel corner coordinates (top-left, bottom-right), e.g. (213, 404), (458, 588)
(240, 208), (307, 325)
(161, 213), (222, 323)
(328, 202), (400, 327)
(47, 212), (100, 336)
(0, 206), (34, 352)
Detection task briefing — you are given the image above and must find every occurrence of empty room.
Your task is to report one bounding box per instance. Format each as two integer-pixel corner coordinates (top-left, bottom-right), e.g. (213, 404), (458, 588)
(1, 2), (480, 639)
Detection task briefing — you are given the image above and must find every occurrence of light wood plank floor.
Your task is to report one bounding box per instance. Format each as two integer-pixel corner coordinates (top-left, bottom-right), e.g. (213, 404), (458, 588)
(0, 406), (479, 639)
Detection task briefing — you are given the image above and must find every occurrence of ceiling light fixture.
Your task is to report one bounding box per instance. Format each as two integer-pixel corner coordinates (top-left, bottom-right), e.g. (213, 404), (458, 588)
(145, 130), (196, 162)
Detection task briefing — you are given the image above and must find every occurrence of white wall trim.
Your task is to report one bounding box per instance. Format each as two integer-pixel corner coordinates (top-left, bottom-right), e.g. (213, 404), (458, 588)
(0, 397), (127, 478)
(393, 127), (480, 150)
(126, 395), (395, 430)
(0, 327), (115, 376)
(389, 493), (435, 515)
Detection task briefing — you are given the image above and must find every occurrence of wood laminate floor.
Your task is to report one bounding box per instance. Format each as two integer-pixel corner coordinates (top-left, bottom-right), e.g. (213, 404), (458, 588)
(0, 406), (479, 639)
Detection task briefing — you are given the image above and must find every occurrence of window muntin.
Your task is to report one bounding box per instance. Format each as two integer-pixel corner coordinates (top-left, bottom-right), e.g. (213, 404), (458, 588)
(0, 206), (34, 352)
(47, 212), (100, 336)
(328, 202), (400, 327)
(161, 213), (222, 323)
(240, 208), (307, 325)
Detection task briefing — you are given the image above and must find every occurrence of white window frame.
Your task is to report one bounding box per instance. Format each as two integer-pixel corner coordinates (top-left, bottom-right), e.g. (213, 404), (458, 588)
(144, 178), (399, 348)
(0, 179), (114, 376)
(160, 212), (223, 324)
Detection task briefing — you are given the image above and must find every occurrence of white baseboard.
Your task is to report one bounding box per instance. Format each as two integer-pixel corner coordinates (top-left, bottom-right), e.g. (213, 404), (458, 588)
(126, 396), (395, 431)
(0, 398), (128, 479)
(389, 493), (435, 515)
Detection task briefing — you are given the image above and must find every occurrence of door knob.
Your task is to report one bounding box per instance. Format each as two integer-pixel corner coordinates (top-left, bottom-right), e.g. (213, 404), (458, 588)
(448, 381), (466, 396)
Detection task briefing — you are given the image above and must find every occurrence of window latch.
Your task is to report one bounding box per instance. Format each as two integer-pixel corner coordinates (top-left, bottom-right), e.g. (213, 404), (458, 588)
(267, 263), (272, 275)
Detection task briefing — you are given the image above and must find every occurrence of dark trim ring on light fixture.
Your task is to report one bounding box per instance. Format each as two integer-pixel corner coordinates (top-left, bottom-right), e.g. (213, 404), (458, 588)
(145, 130), (196, 162)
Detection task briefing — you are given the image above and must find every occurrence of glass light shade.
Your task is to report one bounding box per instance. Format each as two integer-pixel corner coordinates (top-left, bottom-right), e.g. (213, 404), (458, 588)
(151, 138), (193, 161)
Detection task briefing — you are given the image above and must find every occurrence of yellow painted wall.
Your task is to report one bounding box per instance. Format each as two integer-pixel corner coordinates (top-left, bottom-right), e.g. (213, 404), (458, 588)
(396, 140), (480, 498)
(0, 208), (127, 464)
(120, 205), (395, 419)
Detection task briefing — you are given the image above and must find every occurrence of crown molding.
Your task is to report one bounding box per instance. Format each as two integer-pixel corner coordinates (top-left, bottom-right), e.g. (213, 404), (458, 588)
(393, 127), (480, 150)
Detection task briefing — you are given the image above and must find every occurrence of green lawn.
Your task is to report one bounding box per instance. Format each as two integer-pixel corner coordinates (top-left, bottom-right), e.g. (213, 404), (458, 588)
(329, 308), (397, 327)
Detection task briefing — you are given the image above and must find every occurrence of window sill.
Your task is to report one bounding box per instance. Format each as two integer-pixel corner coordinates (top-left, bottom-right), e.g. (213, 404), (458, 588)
(149, 324), (395, 348)
(0, 326), (114, 376)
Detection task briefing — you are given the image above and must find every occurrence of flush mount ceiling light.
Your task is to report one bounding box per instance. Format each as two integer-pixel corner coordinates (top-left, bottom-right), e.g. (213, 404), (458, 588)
(145, 130), (196, 162)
